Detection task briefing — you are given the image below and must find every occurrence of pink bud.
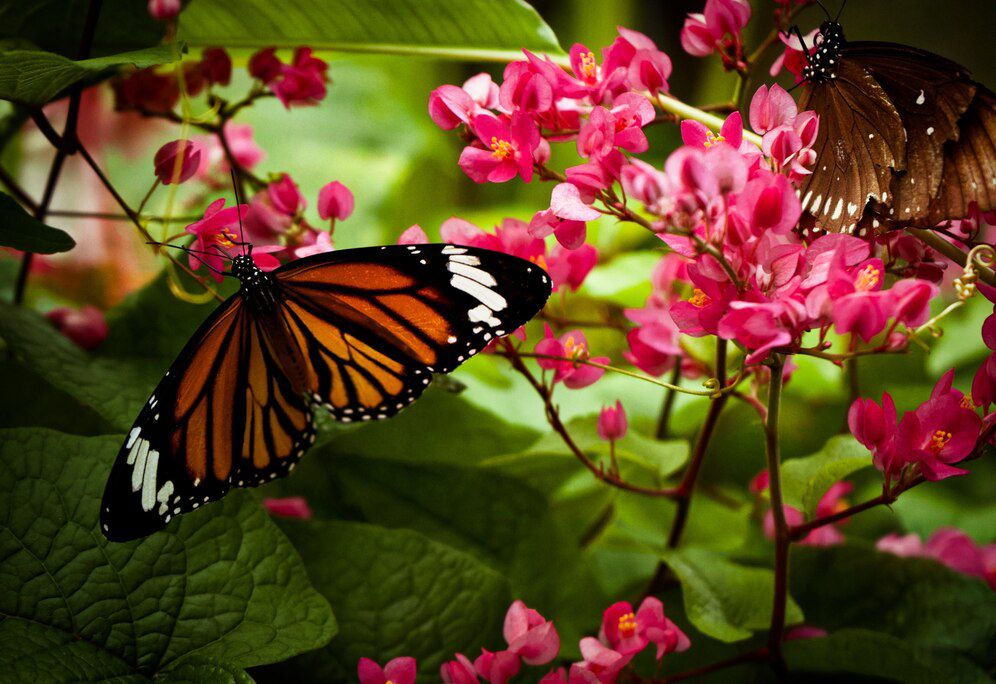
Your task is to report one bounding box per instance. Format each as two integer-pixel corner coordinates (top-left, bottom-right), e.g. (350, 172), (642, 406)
(598, 401), (628, 441)
(680, 14), (715, 56)
(200, 47), (232, 86)
(318, 181), (355, 222)
(440, 654), (478, 684)
(46, 305), (108, 350)
(263, 496), (312, 519)
(154, 139), (201, 185)
(749, 84), (797, 135)
(147, 0), (180, 20)
(268, 175), (306, 216)
(398, 224), (429, 245)
(248, 47), (282, 83)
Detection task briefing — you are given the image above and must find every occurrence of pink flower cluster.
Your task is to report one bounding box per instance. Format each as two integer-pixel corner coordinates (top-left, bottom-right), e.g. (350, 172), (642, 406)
(751, 471), (852, 546)
(183, 177), (353, 280)
(849, 369), (984, 483)
(429, 28), (673, 250)
(877, 528), (996, 590)
(248, 47), (330, 108)
(358, 598), (687, 684)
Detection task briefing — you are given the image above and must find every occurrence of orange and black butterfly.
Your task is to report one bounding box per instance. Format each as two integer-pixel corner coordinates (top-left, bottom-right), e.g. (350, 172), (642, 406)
(100, 242), (551, 540)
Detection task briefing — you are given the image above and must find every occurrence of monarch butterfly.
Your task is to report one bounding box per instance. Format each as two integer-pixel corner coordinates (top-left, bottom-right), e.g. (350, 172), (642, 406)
(793, 4), (996, 233)
(100, 242), (551, 541)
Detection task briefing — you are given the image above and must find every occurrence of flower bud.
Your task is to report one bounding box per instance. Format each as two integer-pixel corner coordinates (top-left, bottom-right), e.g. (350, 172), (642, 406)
(46, 306), (108, 350)
(318, 181), (355, 221)
(154, 139), (201, 185)
(147, 0), (180, 20)
(598, 400), (628, 441)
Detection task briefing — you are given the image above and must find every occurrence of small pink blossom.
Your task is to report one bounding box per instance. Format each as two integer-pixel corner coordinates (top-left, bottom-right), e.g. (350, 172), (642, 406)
(200, 47), (232, 86)
(148, 0), (180, 20)
(248, 47), (282, 83)
(270, 47), (329, 108)
(599, 597), (689, 660)
(878, 528), (995, 588)
(318, 181), (355, 222)
(474, 649), (520, 684)
(749, 84), (797, 135)
(535, 325), (608, 389)
(575, 638), (632, 684)
(546, 243), (597, 292)
(598, 401), (628, 441)
(357, 657), (416, 684)
(889, 278), (939, 328)
(680, 0), (751, 58)
(293, 231), (335, 259)
(46, 305), (108, 350)
(398, 224), (429, 245)
(876, 533), (925, 557)
(185, 198), (249, 280)
(154, 139), (201, 185)
(529, 209), (587, 251)
(460, 113), (540, 184)
(263, 496), (312, 519)
(503, 600), (560, 665)
(441, 654), (479, 684)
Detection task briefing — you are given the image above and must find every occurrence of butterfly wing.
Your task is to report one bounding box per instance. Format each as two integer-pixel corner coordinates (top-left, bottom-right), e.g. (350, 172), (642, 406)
(843, 42), (978, 224)
(798, 58), (907, 233)
(273, 244), (552, 421)
(100, 297), (315, 541)
(928, 86), (996, 223)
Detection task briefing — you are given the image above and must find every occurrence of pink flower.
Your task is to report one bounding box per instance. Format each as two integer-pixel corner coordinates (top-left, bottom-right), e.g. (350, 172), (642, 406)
(474, 649), (520, 684)
(823, 254), (891, 342)
(759, 477), (851, 546)
(624, 302), (682, 376)
(568, 43), (627, 103)
(46, 305), (108, 350)
(460, 113), (540, 184)
(185, 198), (249, 280)
(429, 73), (499, 129)
(148, 0), (180, 20)
(358, 657), (416, 684)
(878, 528), (995, 588)
(749, 84), (797, 135)
(441, 654), (479, 684)
(546, 243), (598, 292)
(718, 298), (802, 363)
(503, 600), (560, 665)
(670, 266), (738, 337)
(681, 111), (744, 151)
(529, 209), (587, 251)
(200, 47), (232, 86)
(735, 171), (801, 236)
(972, 352), (996, 411)
(550, 181), (601, 221)
(599, 597), (689, 659)
(889, 278), (938, 327)
(621, 159), (671, 216)
(577, 106), (618, 161)
(270, 174), (307, 216)
(243, 175), (305, 244)
(784, 626), (829, 641)
(598, 401), (628, 441)
(318, 181), (355, 222)
(398, 224), (429, 245)
(575, 638), (632, 684)
(263, 496), (312, 519)
(248, 47), (282, 83)
(627, 48), (672, 95)
(270, 47), (329, 108)
(849, 393), (899, 469)
(534, 325), (608, 389)
(895, 370), (981, 481)
(680, 0), (751, 58)
(876, 533), (926, 558)
(293, 230), (335, 259)
(113, 68), (178, 114)
(154, 139), (201, 185)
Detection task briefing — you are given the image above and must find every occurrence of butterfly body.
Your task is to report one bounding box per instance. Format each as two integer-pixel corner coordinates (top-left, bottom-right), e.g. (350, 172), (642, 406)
(101, 244), (551, 541)
(796, 19), (995, 233)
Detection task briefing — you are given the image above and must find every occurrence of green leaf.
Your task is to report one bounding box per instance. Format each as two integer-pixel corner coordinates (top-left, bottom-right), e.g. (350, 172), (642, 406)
(0, 428), (336, 679)
(790, 544), (996, 666)
(780, 435), (871, 514)
(784, 628), (991, 683)
(581, 251), (660, 308)
(157, 658), (254, 684)
(661, 548), (803, 643)
(0, 44), (179, 106)
(0, 2), (165, 58)
(260, 520), (510, 682)
(0, 190), (74, 253)
(178, 0), (562, 61)
(0, 303), (156, 431)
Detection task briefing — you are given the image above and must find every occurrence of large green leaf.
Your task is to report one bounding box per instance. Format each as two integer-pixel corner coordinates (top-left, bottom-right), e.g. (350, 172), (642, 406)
(0, 303), (156, 431)
(661, 548), (804, 643)
(0, 2), (165, 58)
(0, 429), (336, 680)
(790, 544), (996, 666)
(178, 0), (563, 61)
(259, 520), (510, 683)
(0, 44), (179, 106)
(0, 191), (74, 253)
(779, 435), (871, 514)
(784, 629), (991, 683)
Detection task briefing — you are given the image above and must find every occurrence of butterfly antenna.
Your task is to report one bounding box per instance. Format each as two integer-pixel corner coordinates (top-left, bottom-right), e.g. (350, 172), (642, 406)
(814, 0), (832, 19)
(148, 241), (227, 276)
(792, 25), (813, 63)
(835, 0), (846, 20)
(230, 169), (247, 257)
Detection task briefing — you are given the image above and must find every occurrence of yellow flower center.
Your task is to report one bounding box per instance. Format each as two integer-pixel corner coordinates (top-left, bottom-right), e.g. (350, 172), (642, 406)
(564, 335), (589, 362)
(854, 263), (881, 291)
(530, 254), (549, 271)
(580, 51), (598, 83)
(214, 228), (239, 248)
(618, 611), (638, 638)
(928, 429), (952, 453)
(689, 288), (711, 308)
(704, 132), (726, 148)
(490, 136), (514, 160)
(961, 393), (975, 410)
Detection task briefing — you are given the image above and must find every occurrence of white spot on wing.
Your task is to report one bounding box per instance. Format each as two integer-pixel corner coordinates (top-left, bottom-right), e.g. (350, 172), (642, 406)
(916, 90), (925, 105)
(450, 274), (507, 311)
(131, 439), (149, 491)
(447, 260), (497, 287)
(468, 304), (501, 327)
(141, 449), (160, 512)
(126, 427), (141, 449)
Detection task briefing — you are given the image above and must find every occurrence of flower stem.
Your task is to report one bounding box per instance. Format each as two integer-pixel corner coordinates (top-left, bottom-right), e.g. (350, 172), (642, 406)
(655, 94), (762, 147)
(765, 354), (789, 670)
(907, 228), (995, 287)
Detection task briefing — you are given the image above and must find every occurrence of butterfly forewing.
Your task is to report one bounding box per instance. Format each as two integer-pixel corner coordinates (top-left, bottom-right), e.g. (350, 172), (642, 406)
(101, 244), (551, 540)
(798, 58), (906, 233)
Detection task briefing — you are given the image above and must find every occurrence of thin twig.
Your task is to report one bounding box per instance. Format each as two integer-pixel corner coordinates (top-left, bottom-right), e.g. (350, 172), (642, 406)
(765, 354), (789, 673)
(655, 361), (683, 440)
(0, 165), (38, 211)
(908, 228), (995, 287)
